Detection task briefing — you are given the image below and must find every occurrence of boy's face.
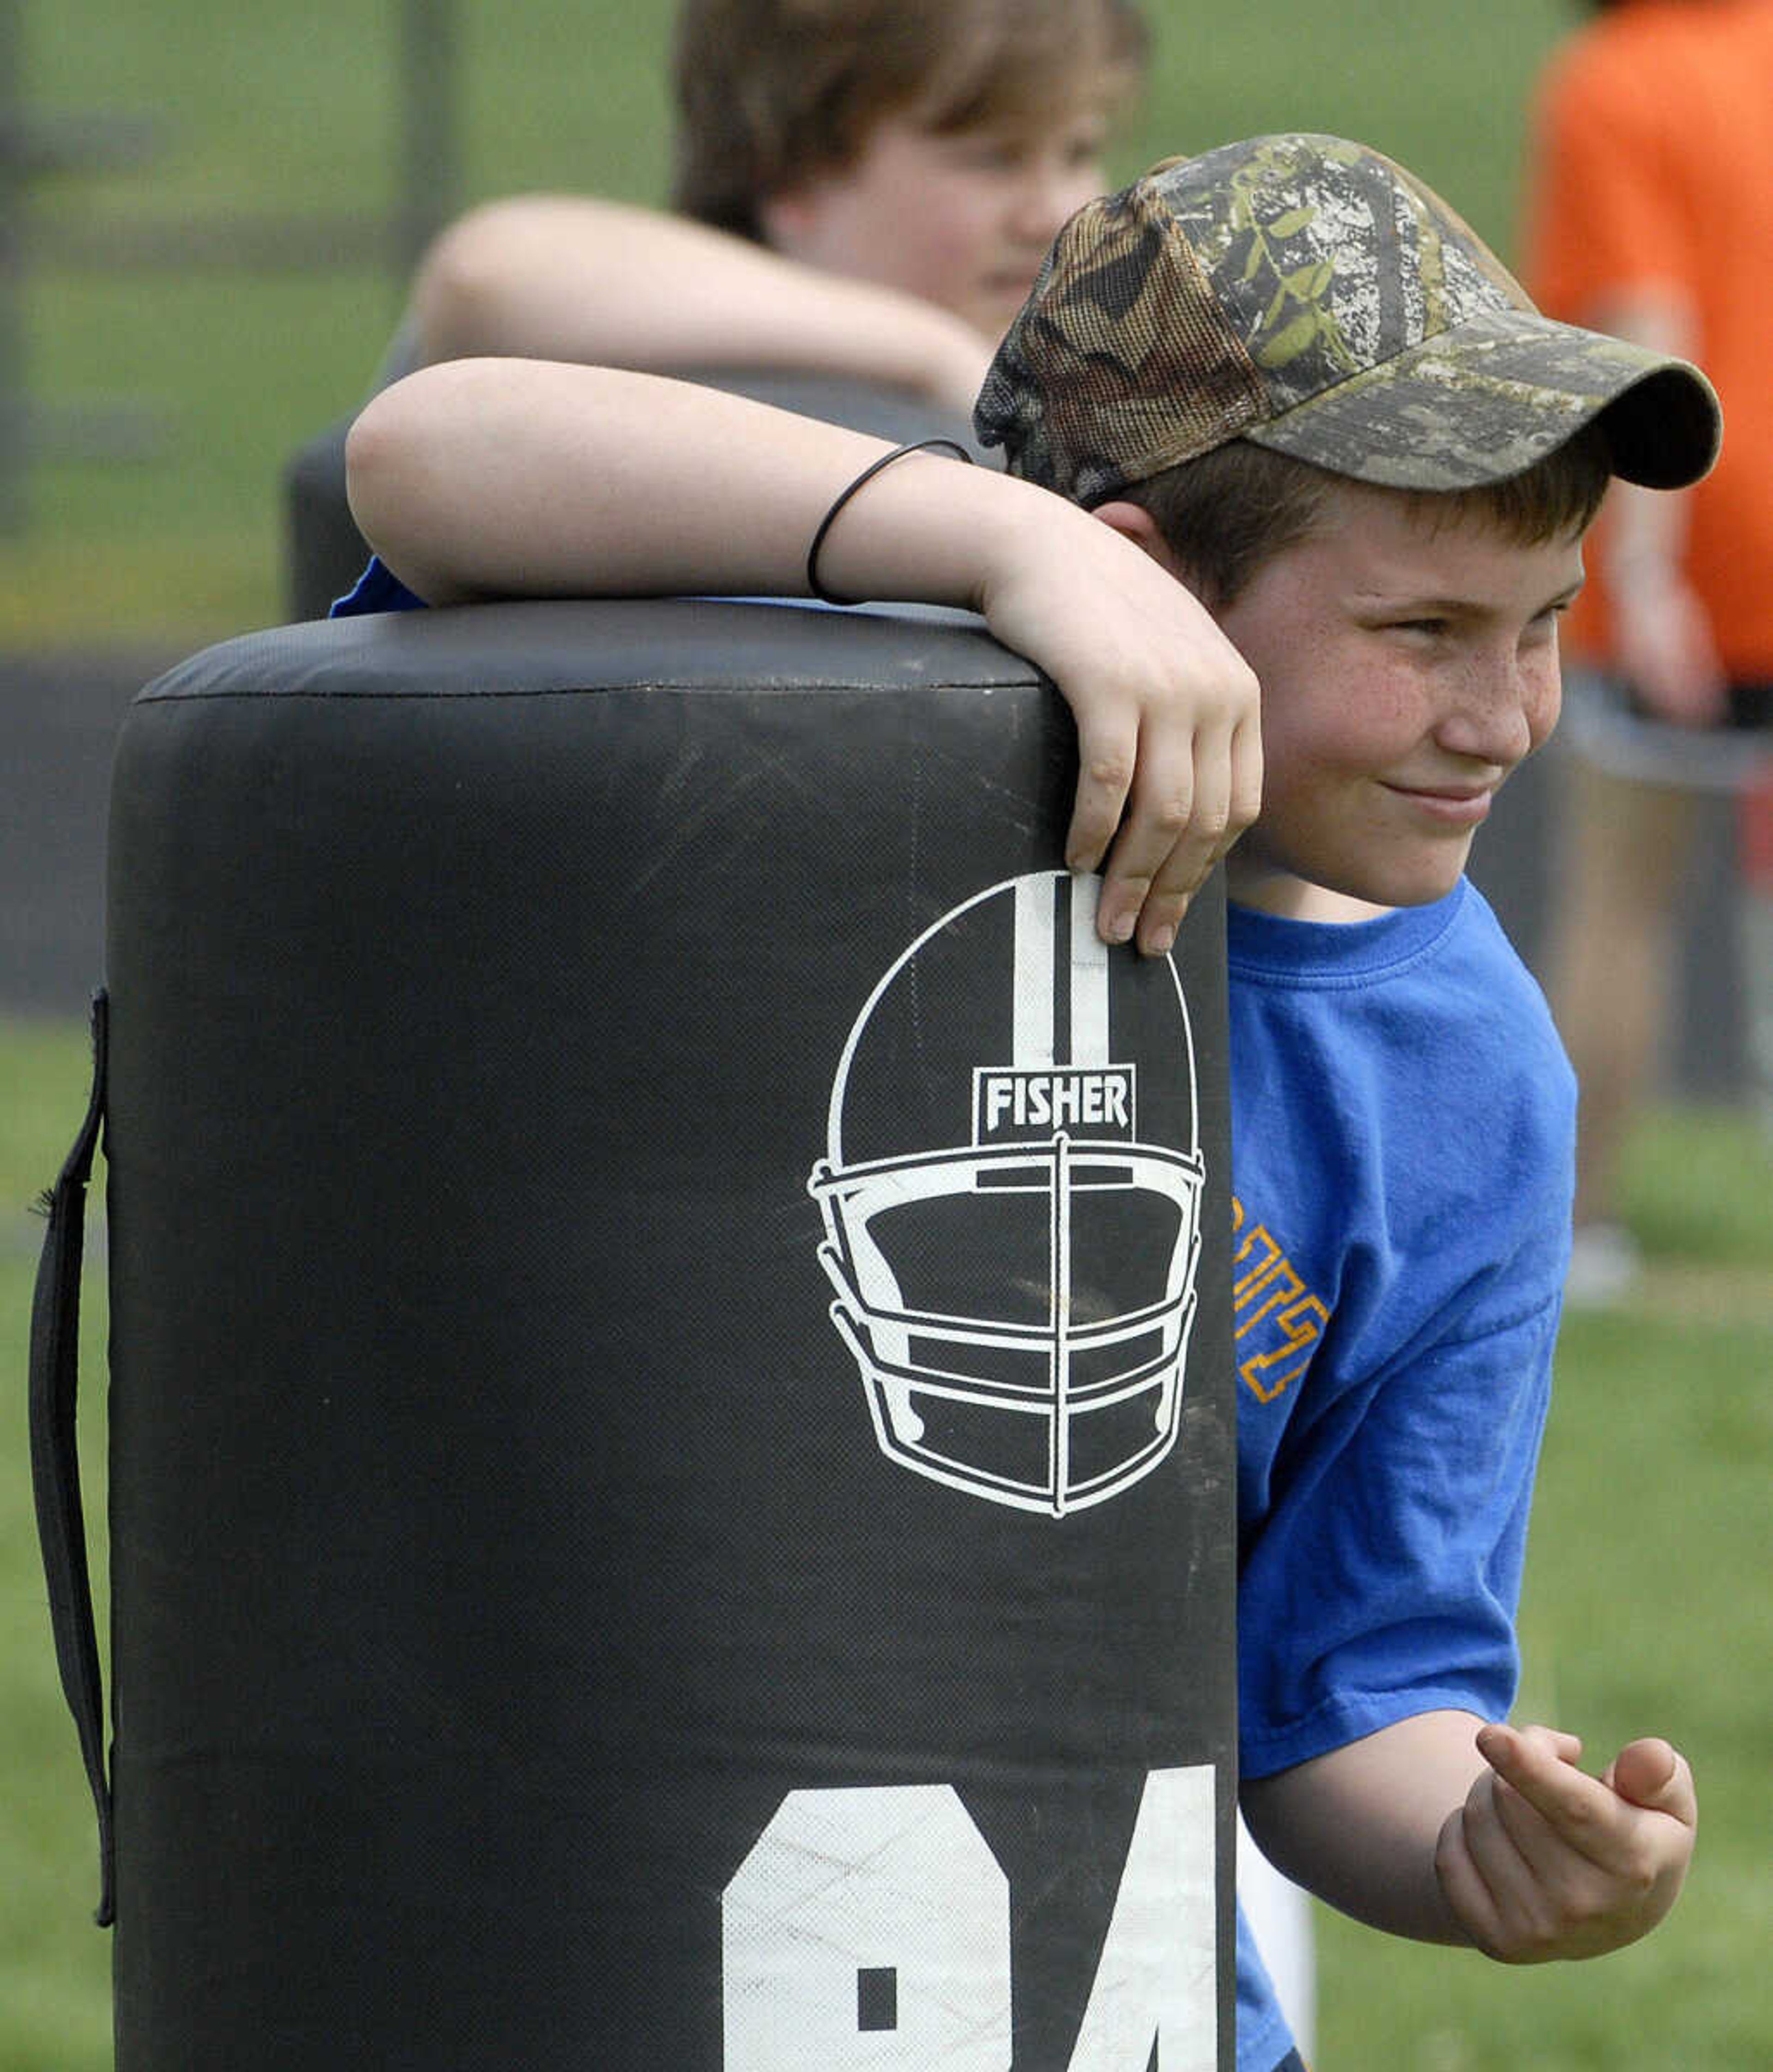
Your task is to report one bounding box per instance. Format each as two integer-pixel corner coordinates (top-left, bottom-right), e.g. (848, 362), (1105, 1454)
(1210, 481), (1585, 920)
(760, 107), (1110, 339)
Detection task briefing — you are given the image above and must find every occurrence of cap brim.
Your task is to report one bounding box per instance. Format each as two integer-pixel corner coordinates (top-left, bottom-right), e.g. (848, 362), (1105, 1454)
(1244, 307), (1721, 494)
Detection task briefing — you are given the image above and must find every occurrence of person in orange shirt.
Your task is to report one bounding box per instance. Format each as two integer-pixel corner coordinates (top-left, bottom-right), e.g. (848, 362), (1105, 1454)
(1525, 0), (1773, 1299)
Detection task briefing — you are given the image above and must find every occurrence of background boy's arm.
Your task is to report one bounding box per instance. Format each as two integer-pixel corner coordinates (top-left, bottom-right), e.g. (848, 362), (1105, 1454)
(344, 358), (1260, 954)
(1242, 1708), (1695, 1962)
(1580, 286), (1724, 722)
(405, 197), (994, 414)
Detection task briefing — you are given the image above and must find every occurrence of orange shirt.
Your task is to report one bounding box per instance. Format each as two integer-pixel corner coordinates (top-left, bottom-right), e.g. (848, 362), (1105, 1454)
(1525, 0), (1773, 678)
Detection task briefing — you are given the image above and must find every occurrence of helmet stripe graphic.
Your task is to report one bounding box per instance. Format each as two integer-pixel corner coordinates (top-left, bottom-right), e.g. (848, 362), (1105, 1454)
(1069, 877), (1111, 1066)
(1011, 871), (1110, 1067)
(1013, 873), (1059, 1067)
(1049, 1130), (1073, 1516)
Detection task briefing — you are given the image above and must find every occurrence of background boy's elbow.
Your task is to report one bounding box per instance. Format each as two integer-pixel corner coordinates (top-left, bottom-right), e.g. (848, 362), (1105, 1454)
(408, 201), (531, 361)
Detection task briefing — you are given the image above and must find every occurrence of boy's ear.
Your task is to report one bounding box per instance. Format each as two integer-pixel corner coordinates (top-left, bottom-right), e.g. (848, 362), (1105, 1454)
(1091, 499), (1190, 578)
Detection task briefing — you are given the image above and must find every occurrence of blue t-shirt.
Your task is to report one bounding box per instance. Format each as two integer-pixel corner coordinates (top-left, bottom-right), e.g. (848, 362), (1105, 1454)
(1226, 883), (1573, 2070)
(333, 571), (1574, 2072)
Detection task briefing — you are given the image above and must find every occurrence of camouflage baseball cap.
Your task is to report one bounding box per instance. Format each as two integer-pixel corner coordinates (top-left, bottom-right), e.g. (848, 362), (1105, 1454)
(974, 133), (1721, 504)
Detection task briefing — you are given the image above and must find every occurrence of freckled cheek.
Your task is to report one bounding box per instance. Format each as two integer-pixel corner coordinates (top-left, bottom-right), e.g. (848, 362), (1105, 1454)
(1526, 667), (1562, 752)
(1254, 731), (1375, 835)
(1298, 703), (1426, 782)
(1319, 656), (1440, 764)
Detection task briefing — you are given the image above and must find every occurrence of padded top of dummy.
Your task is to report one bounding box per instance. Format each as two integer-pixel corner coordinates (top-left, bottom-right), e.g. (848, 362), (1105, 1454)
(137, 598), (1046, 707)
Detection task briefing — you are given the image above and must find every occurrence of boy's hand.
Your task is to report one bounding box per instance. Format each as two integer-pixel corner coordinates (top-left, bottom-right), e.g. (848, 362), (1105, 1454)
(1435, 1722), (1696, 1963)
(351, 369), (1260, 947)
(1610, 562), (1728, 724)
(977, 506), (1262, 957)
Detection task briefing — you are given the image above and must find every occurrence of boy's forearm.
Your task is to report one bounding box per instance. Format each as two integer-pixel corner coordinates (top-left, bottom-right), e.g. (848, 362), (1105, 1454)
(406, 197), (994, 410)
(343, 356), (1262, 960)
(1244, 1709), (1698, 1963)
(1241, 1709), (1485, 1945)
(345, 359), (1024, 609)
(344, 359), (853, 607)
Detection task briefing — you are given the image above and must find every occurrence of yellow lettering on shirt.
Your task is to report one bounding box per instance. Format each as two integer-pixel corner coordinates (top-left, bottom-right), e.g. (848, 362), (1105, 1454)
(1230, 1196), (1328, 1405)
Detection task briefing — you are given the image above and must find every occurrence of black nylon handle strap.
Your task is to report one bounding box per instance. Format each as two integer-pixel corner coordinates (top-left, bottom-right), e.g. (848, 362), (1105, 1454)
(28, 990), (115, 1927)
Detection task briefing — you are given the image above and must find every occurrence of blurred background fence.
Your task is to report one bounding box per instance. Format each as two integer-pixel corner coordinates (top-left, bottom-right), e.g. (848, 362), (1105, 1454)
(1, 0), (461, 538)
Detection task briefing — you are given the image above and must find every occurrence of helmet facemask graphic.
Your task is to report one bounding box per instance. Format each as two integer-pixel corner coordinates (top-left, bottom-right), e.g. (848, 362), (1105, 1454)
(810, 873), (1206, 1516)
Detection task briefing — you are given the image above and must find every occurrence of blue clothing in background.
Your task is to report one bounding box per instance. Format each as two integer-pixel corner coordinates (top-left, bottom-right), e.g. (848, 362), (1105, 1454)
(332, 555), (424, 616)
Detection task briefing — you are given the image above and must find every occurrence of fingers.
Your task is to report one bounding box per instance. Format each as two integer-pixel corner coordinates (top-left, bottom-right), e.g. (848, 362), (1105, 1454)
(1476, 1723), (1624, 1870)
(1086, 748), (1212, 959)
(1438, 1722), (1697, 1962)
(1613, 580), (1727, 723)
(1607, 1737), (1696, 1825)
(1064, 730), (1142, 931)
(1477, 1723), (1695, 1848)
(1435, 1788), (1543, 1963)
(1438, 1756), (1616, 1963)
(982, 506), (1262, 949)
(1471, 1729), (1611, 1910)
(1071, 704), (1262, 958)
(1478, 1721), (1585, 1794)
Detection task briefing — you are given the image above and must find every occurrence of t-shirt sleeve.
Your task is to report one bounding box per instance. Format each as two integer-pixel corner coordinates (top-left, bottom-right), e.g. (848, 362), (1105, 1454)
(1236, 1287), (1557, 1778)
(1526, 37), (1694, 319)
(330, 555), (428, 617)
(1230, 888), (1573, 1783)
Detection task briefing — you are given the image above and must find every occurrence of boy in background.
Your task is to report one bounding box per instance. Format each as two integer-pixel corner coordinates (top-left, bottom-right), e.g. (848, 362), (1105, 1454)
(339, 135), (1719, 2071)
(401, 0), (1147, 415)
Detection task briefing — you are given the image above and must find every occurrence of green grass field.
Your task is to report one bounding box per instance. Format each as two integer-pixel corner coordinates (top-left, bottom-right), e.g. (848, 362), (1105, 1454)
(7, 0), (1770, 2064)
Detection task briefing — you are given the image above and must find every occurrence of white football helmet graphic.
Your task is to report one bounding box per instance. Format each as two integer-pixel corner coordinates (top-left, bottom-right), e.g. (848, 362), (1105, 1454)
(809, 871), (1206, 1516)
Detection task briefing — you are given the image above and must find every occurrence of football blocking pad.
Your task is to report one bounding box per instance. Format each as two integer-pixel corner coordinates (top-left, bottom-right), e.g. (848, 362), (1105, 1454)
(33, 597), (1237, 2069)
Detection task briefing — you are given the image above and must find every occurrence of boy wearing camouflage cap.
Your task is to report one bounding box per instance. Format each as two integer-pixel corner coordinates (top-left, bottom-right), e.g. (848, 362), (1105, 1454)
(343, 134), (1720, 2069)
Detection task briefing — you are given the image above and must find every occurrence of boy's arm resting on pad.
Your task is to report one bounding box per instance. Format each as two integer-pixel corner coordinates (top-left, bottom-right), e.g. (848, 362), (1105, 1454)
(344, 359), (1261, 954)
(406, 197), (995, 415)
(1241, 1709), (1696, 1963)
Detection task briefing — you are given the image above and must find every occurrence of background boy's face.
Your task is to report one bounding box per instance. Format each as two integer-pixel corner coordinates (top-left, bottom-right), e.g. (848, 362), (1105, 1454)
(759, 108), (1109, 338)
(1214, 480), (1584, 918)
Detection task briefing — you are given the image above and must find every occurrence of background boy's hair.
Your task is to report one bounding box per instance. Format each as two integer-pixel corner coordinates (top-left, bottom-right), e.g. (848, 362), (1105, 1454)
(670, 0), (1149, 241)
(1130, 424), (1615, 609)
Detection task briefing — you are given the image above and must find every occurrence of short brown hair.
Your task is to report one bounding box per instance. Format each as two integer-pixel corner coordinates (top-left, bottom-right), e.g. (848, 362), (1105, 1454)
(671, 0), (1149, 240)
(1126, 422), (1615, 609)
